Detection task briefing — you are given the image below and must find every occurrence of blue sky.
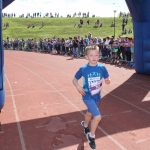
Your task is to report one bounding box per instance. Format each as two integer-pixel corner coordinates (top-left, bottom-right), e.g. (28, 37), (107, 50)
(3, 0), (129, 17)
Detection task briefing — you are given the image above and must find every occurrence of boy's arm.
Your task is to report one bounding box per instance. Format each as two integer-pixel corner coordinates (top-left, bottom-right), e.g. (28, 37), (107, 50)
(102, 66), (110, 85)
(104, 77), (110, 85)
(72, 78), (86, 95)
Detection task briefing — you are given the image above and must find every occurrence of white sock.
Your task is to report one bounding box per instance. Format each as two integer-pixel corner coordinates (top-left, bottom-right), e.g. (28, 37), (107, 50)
(84, 123), (88, 128)
(90, 132), (95, 138)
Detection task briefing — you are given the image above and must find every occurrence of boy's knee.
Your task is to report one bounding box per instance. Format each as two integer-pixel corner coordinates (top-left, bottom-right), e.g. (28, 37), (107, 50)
(86, 112), (92, 117)
(94, 115), (101, 122)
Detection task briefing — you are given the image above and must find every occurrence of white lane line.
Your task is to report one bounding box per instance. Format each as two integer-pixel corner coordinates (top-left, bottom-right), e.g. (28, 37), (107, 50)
(6, 88), (21, 92)
(5, 75), (26, 150)
(11, 57), (150, 92)
(7, 58), (150, 115)
(136, 138), (150, 144)
(103, 90), (150, 115)
(10, 55), (150, 83)
(6, 94), (26, 97)
(10, 57), (73, 77)
(9, 57), (148, 96)
(144, 85), (150, 88)
(102, 110), (132, 117)
(6, 60), (127, 150)
(36, 125), (47, 129)
(0, 131), (4, 134)
(64, 120), (76, 124)
(5, 89), (71, 97)
(126, 83), (149, 91)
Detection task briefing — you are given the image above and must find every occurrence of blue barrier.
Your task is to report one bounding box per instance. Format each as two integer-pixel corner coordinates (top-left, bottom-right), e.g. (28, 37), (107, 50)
(0, 0), (14, 110)
(125, 0), (150, 74)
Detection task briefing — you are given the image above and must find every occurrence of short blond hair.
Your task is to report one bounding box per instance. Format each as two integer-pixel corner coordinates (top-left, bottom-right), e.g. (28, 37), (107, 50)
(85, 45), (99, 55)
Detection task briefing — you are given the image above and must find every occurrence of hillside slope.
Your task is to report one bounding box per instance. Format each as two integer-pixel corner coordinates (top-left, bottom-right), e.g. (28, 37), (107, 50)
(3, 17), (133, 39)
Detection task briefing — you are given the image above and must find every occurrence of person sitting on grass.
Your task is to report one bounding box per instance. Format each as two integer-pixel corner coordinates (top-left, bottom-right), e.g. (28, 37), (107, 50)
(100, 22), (103, 27)
(110, 22), (115, 27)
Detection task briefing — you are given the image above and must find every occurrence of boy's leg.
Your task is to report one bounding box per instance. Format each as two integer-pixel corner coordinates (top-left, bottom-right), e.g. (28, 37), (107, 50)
(81, 112), (91, 136)
(83, 100), (100, 121)
(90, 115), (101, 136)
(84, 112), (92, 127)
(83, 100), (101, 135)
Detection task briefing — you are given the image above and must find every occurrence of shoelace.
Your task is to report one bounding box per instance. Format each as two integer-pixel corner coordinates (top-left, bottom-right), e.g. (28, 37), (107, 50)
(90, 138), (95, 142)
(89, 137), (95, 145)
(88, 135), (95, 142)
(85, 127), (90, 133)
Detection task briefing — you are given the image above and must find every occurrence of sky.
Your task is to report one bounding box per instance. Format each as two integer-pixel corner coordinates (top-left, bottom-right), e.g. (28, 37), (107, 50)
(3, 0), (129, 17)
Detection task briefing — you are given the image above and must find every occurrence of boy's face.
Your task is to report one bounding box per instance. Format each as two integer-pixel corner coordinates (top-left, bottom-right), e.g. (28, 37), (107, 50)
(85, 50), (99, 66)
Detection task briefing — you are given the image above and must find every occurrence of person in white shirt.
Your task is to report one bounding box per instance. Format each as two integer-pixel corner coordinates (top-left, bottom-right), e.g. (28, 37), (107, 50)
(65, 38), (70, 55)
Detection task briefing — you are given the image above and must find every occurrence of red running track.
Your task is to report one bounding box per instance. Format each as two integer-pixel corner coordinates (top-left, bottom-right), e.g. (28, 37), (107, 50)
(1, 50), (150, 150)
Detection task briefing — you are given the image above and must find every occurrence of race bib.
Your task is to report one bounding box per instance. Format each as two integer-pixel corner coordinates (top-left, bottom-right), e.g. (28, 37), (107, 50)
(88, 77), (102, 96)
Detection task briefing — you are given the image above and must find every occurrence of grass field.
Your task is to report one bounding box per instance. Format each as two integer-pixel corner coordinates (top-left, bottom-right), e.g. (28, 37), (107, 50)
(2, 17), (133, 40)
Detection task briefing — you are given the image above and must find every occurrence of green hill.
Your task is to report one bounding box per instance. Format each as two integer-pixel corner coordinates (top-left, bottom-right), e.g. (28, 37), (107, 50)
(2, 17), (133, 40)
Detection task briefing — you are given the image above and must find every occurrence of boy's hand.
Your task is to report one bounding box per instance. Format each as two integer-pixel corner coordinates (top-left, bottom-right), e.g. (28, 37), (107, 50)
(76, 85), (86, 96)
(73, 78), (86, 96)
(105, 78), (110, 85)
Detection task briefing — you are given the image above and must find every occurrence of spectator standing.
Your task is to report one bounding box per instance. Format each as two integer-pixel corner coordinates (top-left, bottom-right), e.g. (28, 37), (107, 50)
(72, 37), (79, 58)
(122, 22), (125, 32)
(65, 38), (70, 55)
(88, 32), (92, 40)
(124, 38), (131, 62)
(130, 38), (134, 65)
(79, 37), (85, 57)
(85, 35), (89, 46)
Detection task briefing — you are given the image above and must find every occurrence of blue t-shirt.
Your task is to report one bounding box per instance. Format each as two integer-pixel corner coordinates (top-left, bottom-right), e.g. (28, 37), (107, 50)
(85, 38), (89, 46)
(74, 63), (109, 101)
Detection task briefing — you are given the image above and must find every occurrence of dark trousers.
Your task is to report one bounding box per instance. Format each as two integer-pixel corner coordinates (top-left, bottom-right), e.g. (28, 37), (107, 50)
(117, 48), (121, 59)
(125, 51), (131, 61)
(121, 48), (126, 60)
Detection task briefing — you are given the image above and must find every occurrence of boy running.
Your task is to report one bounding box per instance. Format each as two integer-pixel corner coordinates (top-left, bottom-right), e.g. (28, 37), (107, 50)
(73, 45), (110, 149)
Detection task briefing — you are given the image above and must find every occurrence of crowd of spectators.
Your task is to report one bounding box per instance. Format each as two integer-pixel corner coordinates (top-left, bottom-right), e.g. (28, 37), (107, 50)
(2, 11), (90, 18)
(3, 11), (134, 66)
(3, 33), (134, 67)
